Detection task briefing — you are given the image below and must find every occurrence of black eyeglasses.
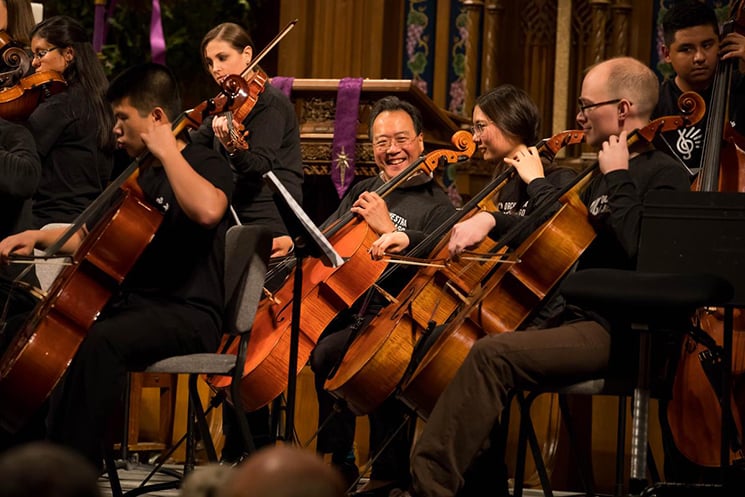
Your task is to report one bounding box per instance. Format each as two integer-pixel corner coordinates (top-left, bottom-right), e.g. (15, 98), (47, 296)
(577, 98), (622, 115)
(32, 46), (59, 60)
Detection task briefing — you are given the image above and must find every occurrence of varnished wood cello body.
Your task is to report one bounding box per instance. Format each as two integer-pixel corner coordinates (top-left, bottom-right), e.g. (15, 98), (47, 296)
(0, 74), (256, 433)
(324, 130), (586, 416)
(396, 93), (705, 420)
(207, 132), (476, 412)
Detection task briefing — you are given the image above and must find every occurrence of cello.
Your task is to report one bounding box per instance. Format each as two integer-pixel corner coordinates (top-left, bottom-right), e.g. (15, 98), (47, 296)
(324, 129), (586, 416)
(0, 72), (258, 432)
(396, 92), (706, 420)
(325, 92), (704, 418)
(665, 1), (745, 469)
(206, 132), (476, 411)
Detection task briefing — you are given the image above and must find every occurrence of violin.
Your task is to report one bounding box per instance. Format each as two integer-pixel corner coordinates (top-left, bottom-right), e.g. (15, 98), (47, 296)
(666, 1), (745, 469)
(0, 70), (67, 121)
(0, 30), (31, 89)
(224, 68), (268, 151)
(215, 20), (298, 153)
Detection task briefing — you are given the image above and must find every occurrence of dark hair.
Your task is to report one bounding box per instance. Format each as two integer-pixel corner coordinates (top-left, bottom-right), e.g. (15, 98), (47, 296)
(30, 15), (115, 152)
(200, 22), (255, 72)
(0, 442), (101, 497)
(4, 0), (35, 45)
(662, 0), (719, 47)
(107, 63), (182, 121)
(367, 96), (423, 140)
(475, 84), (540, 146)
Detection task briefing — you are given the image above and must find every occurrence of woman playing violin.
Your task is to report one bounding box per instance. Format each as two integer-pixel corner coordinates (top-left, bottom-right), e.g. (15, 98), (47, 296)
(392, 57), (691, 497)
(0, 63), (234, 469)
(192, 22), (303, 258)
(26, 15), (115, 229)
(190, 21), (304, 462)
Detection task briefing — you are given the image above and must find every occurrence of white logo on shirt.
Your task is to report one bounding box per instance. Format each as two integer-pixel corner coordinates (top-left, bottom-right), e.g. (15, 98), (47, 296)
(675, 126), (702, 161)
(588, 195), (609, 216)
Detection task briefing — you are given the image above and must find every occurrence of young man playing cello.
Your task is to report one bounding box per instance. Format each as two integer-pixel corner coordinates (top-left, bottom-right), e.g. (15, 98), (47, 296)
(391, 56), (690, 497)
(0, 63), (234, 469)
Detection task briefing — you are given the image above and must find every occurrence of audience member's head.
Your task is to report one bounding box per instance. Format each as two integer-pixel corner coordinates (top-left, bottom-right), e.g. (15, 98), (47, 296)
(180, 463), (234, 497)
(0, 442), (101, 497)
(220, 445), (346, 497)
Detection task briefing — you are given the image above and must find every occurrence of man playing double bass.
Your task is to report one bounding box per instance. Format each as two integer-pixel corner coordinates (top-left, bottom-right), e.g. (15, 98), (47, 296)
(0, 63), (233, 470)
(391, 56), (691, 497)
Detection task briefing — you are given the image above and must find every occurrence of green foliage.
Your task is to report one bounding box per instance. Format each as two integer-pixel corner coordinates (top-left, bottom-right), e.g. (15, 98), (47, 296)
(38, 0), (258, 104)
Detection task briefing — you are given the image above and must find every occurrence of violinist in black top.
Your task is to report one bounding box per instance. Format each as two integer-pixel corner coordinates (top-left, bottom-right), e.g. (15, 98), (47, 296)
(652, 1), (745, 176)
(190, 21), (304, 461)
(192, 22), (303, 257)
(26, 16), (115, 228)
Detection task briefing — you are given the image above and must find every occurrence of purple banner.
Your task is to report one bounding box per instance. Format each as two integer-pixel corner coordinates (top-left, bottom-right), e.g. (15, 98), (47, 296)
(330, 77), (363, 199)
(150, 0), (166, 65)
(270, 76), (295, 98)
(93, 1), (105, 53)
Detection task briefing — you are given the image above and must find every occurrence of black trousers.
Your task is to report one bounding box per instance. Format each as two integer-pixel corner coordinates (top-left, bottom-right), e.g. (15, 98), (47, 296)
(45, 293), (218, 469)
(310, 308), (413, 483)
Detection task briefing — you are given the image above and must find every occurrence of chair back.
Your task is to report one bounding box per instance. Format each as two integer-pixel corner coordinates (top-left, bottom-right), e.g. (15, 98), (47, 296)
(223, 225), (272, 335)
(638, 190), (745, 306)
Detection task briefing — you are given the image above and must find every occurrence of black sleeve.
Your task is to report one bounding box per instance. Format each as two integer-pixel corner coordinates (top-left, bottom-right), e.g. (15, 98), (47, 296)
(226, 105), (287, 177)
(0, 118), (41, 197)
(488, 173), (568, 245)
(603, 164), (689, 259)
(404, 201), (455, 251)
(25, 92), (72, 158)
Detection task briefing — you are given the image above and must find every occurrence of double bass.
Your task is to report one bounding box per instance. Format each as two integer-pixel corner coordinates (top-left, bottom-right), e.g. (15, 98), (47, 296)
(665, 1), (745, 470)
(0, 73), (258, 432)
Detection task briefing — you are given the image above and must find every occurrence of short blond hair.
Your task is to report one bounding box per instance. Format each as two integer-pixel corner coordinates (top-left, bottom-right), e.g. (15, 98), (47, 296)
(593, 57), (659, 119)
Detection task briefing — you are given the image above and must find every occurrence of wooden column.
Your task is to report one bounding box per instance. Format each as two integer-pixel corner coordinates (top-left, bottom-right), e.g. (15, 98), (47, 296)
(462, 0), (484, 115)
(521, 0), (557, 139)
(480, 0), (505, 93)
(553, 0), (573, 148)
(610, 0), (633, 56)
(589, 0), (611, 64)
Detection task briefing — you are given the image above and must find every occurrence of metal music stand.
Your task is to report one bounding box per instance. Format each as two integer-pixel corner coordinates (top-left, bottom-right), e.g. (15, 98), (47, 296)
(638, 190), (745, 491)
(263, 171), (344, 442)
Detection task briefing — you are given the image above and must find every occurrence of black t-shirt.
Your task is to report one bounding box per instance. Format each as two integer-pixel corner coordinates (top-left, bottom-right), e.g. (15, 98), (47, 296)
(324, 173), (456, 296)
(191, 83), (303, 237)
(578, 149), (691, 271)
(116, 143), (234, 331)
(652, 74), (745, 177)
(27, 86), (113, 228)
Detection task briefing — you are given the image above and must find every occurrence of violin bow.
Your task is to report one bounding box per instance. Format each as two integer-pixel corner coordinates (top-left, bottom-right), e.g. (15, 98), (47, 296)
(240, 19), (298, 79)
